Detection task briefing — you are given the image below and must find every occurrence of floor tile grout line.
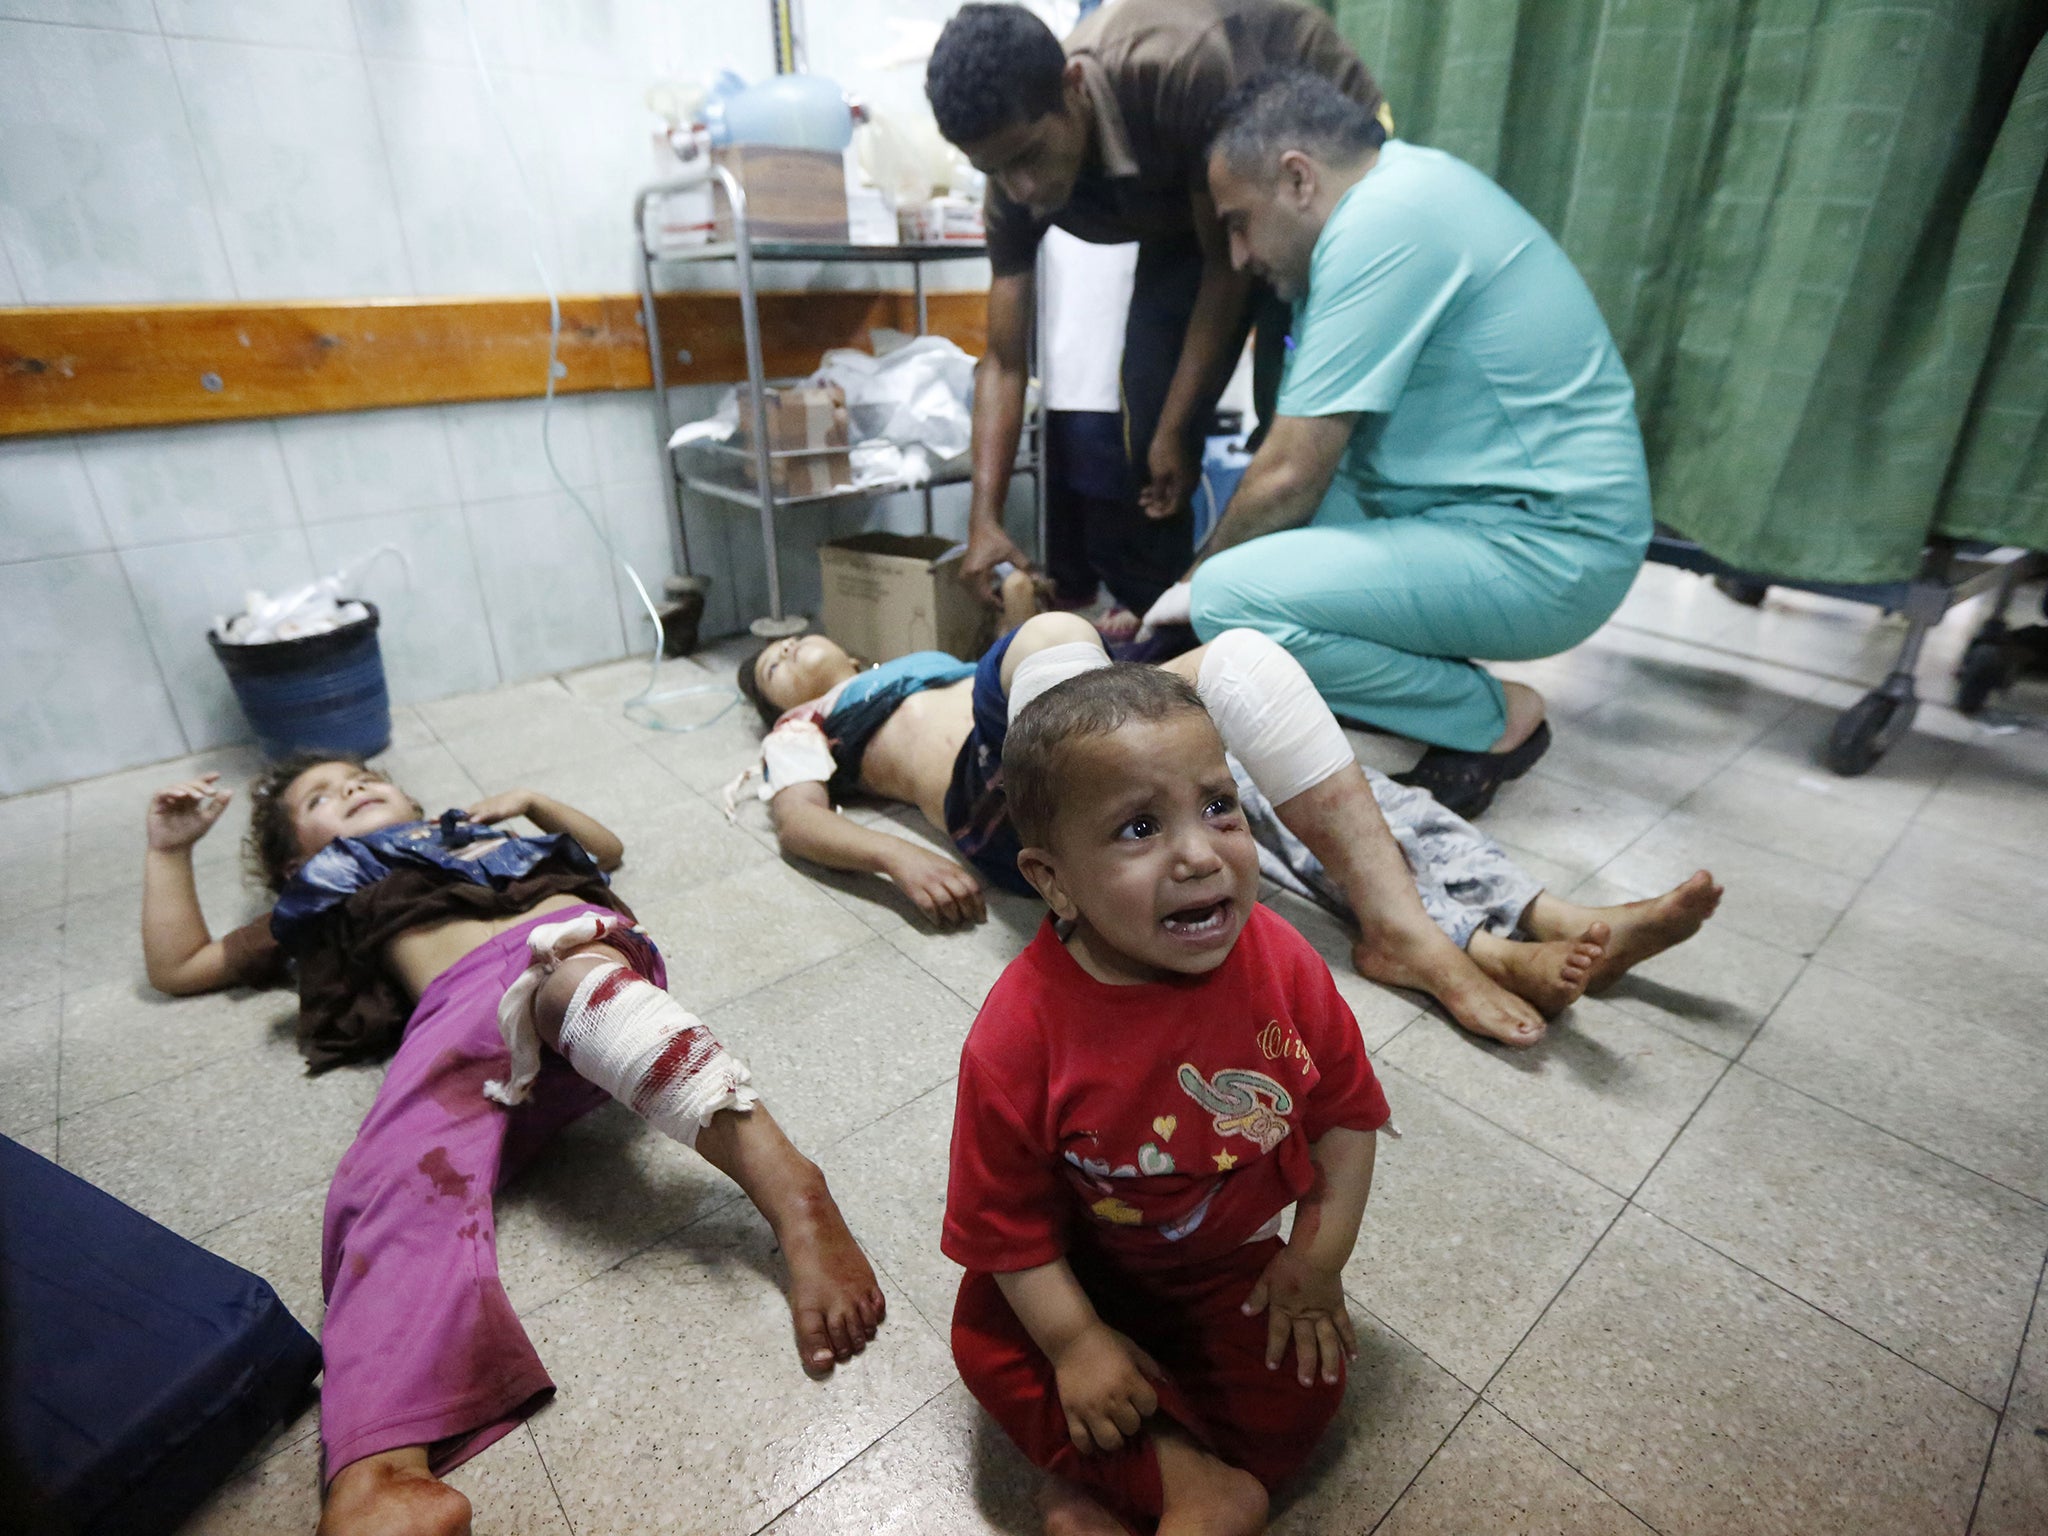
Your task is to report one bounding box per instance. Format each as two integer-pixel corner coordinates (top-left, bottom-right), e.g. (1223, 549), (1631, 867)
(1369, 1048), (1645, 1202)
(1780, 783), (1925, 967)
(1965, 1248), (2046, 1534)
(1360, 1391), (1486, 1536)
(1466, 1397), (1673, 1536)
(522, 1420), (577, 1536)
(1622, 1203), (2019, 1413)
(1726, 1041), (2048, 1213)
(744, 1377), (960, 1536)
(1461, 1197), (1635, 1437)
(53, 784), (72, 1164)
(515, 1072), (962, 1332)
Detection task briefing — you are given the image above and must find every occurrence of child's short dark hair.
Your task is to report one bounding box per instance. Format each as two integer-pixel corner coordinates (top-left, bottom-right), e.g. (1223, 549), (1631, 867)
(243, 751), (397, 894)
(736, 644), (780, 728)
(1003, 665), (1210, 848)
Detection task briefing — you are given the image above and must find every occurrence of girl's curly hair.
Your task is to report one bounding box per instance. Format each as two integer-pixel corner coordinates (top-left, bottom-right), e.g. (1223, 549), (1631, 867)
(242, 751), (415, 893)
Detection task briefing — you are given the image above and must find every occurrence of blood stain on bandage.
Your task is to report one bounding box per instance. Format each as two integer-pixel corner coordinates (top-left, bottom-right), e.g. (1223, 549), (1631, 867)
(630, 1025), (714, 1116)
(349, 1254), (371, 1280)
(418, 1146), (474, 1200)
(581, 965), (641, 1014)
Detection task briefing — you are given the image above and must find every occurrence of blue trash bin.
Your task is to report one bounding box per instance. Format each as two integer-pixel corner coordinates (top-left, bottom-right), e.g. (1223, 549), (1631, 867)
(209, 602), (392, 761)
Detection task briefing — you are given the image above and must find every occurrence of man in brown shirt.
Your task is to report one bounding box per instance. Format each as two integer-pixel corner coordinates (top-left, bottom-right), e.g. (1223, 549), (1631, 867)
(925, 0), (1384, 616)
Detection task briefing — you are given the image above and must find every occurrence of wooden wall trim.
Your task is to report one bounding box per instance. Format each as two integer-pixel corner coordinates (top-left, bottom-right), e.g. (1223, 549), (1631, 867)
(0, 290), (989, 437)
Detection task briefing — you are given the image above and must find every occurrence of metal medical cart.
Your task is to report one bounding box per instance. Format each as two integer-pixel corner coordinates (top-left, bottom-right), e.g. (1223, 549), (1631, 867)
(634, 165), (1045, 637)
(1647, 531), (2047, 773)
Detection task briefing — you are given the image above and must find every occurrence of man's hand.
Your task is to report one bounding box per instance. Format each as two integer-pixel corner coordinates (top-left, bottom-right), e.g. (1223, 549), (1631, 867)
(884, 846), (988, 927)
(1138, 431), (1199, 521)
(958, 523), (1032, 608)
(465, 790), (536, 826)
(1137, 580), (1194, 636)
(1051, 1324), (1164, 1453)
(1243, 1244), (1357, 1387)
(146, 773), (232, 852)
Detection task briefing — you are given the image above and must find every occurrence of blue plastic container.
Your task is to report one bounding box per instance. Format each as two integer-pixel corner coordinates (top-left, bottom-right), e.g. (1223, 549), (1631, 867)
(209, 603), (392, 761)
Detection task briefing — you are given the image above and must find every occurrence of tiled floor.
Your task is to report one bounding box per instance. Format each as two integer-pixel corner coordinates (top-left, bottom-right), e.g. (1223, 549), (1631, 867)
(5, 563), (2045, 1535)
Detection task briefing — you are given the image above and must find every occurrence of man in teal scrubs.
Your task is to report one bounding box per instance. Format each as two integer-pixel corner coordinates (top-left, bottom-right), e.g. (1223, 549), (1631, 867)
(1148, 70), (1652, 815)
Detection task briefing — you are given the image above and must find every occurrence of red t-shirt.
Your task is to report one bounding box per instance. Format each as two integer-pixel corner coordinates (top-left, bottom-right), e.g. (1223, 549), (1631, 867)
(943, 904), (1391, 1276)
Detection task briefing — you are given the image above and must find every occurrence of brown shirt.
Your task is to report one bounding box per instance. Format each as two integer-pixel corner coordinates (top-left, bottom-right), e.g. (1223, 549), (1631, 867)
(983, 0), (1382, 276)
(223, 859), (630, 1072)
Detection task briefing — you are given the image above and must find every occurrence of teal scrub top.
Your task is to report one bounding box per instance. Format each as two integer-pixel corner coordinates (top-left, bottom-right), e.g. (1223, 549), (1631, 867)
(1276, 141), (1652, 552)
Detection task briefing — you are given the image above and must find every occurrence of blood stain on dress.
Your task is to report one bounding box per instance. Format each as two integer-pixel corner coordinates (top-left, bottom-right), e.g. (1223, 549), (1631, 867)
(418, 1145), (474, 1200)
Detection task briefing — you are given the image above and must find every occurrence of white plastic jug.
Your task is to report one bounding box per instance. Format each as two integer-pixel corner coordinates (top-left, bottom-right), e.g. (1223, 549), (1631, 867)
(707, 70), (852, 152)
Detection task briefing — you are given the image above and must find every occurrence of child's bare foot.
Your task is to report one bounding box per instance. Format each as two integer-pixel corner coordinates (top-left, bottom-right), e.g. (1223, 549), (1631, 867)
(693, 1109), (888, 1378)
(774, 1181), (887, 1378)
(1468, 925), (1609, 1015)
(1037, 1478), (1130, 1536)
(1353, 933), (1547, 1045)
(319, 1448), (471, 1536)
(1524, 872), (1722, 993)
(1154, 1424), (1269, 1535)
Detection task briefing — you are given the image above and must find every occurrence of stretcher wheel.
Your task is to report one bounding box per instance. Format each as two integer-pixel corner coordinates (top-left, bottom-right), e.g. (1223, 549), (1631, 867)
(1825, 689), (1915, 776)
(1954, 635), (2011, 716)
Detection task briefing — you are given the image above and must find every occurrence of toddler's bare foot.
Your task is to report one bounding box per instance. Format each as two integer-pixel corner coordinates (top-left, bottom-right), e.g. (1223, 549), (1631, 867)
(1468, 924), (1609, 1015)
(320, 1448), (471, 1536)
(1526, 872), (1722, 993)
(1353, 933), (1546, 1046)
(774, 1181), (887, 1378)
(1038, 1478), (1130, 1536)
(1154, 1424), (1269, 1535)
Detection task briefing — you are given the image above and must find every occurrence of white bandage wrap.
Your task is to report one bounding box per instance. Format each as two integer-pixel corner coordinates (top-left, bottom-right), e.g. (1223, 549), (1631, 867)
(1197, 629), (1356, 806)
(484, 913), (758, 1149)
(554, 963), (758, 1149)
(759, 717), (835, 798)
(1007, 641), (1111, 724)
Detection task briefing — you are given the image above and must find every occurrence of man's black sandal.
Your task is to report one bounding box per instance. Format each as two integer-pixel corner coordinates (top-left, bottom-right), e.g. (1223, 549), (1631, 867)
(1392, 720), (1552, 820)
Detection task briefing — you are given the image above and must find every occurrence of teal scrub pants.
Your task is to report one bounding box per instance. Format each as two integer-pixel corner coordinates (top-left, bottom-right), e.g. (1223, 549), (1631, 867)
(1189, 498), (1642, 752)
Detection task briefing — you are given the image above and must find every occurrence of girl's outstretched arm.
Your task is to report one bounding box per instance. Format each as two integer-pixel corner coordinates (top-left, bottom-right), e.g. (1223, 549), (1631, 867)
(469, 789), (624, 871)
(142, 774), (237, 995)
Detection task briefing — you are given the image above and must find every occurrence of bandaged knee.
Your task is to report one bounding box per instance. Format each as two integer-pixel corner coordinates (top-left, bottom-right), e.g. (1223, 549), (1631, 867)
(553, 962), (757, 1147)
(484, 914), (758, 1148)
(1197, 629), (1356, 806)
(1008, 641), (1110, 724)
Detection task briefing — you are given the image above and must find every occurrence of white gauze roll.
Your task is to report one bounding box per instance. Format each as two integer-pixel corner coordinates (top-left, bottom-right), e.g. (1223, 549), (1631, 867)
(1196, 628), (1357, 806)
(556, 963), (759, 1148)
(1007, 640), (1111, 724)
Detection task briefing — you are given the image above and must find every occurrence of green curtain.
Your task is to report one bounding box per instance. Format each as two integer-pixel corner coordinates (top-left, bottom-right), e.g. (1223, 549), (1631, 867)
(1326, 0), (2048, 583)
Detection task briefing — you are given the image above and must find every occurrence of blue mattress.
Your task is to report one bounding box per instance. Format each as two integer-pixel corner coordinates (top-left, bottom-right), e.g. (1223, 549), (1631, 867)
(1, 1135), (321, 1535)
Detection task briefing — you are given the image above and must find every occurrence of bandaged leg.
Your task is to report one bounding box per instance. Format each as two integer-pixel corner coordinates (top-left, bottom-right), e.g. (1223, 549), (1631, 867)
(485, 912), (758, 1149)
(1196, 629), (1357, 806)
(553, 963), (758, 1148)
(1007, 640), (1110, 723)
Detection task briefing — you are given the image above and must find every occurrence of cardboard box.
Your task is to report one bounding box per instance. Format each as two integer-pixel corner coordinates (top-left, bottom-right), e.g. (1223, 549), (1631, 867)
(819, 533), (991, 662)
(760, 450), (854, 497)
(713, 145), (850, 242)
(735, 383), (848, 450)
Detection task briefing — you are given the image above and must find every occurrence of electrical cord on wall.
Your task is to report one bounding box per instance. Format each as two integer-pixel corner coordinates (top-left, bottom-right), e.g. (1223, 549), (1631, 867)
(461, 1), (739, 733)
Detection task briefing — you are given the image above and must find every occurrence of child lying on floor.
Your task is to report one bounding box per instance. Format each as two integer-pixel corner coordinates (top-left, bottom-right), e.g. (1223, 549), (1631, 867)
(141, 758), (883, 1536)
(945, 666), (1389, 1535)
(734, 604), (1720, 1046)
